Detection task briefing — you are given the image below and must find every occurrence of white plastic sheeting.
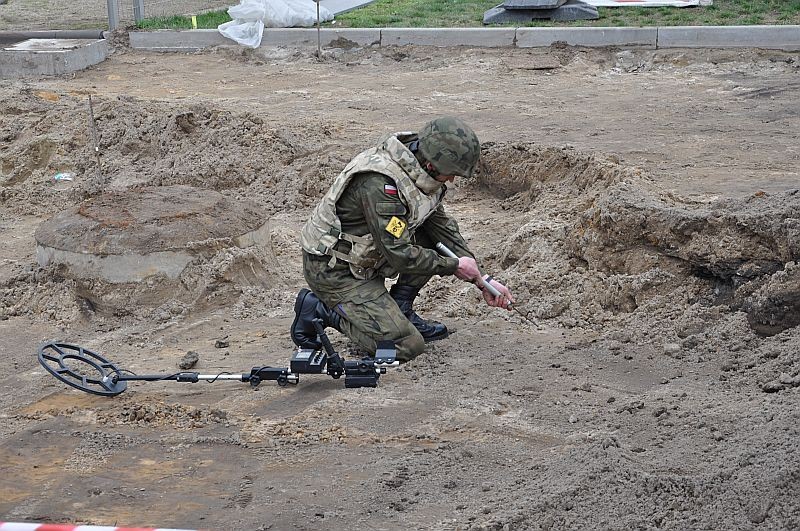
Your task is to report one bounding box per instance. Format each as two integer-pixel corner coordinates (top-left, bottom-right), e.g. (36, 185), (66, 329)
(219, 0), (333, 48)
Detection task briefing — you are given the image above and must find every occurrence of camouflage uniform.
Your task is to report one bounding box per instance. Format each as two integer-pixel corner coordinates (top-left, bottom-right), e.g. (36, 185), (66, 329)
(299, 119), (479, 362)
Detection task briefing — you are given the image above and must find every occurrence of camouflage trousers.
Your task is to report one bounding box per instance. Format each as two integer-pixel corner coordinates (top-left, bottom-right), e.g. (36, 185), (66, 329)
(302, 252), (429, 363)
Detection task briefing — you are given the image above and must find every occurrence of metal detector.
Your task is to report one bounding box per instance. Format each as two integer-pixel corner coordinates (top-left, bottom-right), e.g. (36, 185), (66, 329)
(38, 319), (398, 397)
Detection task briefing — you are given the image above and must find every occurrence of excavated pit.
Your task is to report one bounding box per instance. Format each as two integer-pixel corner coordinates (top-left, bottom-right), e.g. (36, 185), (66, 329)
(473, 144), (800, 337)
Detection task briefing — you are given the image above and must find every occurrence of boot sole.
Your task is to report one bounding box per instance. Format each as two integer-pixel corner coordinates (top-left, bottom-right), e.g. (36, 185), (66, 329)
(423, 329), (449, 343)
(291, 288), (315, 347)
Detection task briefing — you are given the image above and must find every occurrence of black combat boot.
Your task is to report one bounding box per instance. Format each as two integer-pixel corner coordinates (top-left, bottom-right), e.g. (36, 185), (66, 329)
(389, 284), (449, 342)
(291, 289), (342, 349)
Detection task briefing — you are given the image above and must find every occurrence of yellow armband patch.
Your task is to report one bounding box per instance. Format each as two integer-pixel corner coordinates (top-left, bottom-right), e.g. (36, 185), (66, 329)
(385, 216), (407, 238)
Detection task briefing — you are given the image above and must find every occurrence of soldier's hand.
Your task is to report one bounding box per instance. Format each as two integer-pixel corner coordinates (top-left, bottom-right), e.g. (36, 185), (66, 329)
(480, 277), (515, 310)
(455, 256), (481, 281)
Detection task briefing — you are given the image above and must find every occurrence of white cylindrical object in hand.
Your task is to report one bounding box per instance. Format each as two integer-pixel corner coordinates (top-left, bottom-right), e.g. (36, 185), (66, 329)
(435, 242), (503, 298)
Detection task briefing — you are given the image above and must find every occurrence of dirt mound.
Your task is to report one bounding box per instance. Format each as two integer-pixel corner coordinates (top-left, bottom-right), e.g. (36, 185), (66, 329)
(97, 400), (229, 429)
(0, 93), (362, 323)
(6, 130), (797, 344)
(464, 143), (800, 342)
(0, 90), (354, 217)
(743, 261), (800, 336)
(0, 263), (78, 323)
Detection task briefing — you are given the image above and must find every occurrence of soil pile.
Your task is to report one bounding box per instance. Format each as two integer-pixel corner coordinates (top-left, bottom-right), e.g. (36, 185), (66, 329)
(2, 96), (798, 385)
(0, 90), (354, 217)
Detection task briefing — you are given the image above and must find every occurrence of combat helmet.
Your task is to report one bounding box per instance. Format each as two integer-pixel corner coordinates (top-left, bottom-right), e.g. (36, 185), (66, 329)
(418, 116), (481, 178)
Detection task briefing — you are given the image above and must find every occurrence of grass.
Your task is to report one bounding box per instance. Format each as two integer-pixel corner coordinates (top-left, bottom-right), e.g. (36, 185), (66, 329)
(137, 0), (800, 29)
(137, 10), (230, 30)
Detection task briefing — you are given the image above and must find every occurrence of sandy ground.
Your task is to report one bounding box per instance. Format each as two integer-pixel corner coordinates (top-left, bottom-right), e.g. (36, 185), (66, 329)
(0, 40), (799, 530)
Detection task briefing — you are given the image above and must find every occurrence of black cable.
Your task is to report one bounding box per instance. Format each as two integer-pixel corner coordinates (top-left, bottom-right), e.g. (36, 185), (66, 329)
(202, 372), (233, 383)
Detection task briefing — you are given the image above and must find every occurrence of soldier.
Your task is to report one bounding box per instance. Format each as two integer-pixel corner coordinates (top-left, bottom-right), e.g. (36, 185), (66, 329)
(291, 116), (514, 363)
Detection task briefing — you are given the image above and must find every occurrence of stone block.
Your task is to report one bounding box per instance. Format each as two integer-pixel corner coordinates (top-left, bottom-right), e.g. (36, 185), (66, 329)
(381, 28), (516, 47)
(516, 27), (658, 47)
(0, 38), (108, 78)
(130, 29), (228, 51)
(129, 29), (381, 51)
(658, 25), (800, 51)
(260, 28), (380, 48)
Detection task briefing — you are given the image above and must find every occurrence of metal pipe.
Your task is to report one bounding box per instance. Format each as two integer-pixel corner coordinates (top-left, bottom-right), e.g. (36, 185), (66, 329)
(107, 0), (119, 30)
(133, 0), (145, 23)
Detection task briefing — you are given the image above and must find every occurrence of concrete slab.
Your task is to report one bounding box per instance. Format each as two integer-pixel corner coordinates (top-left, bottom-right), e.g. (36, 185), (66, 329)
(0, 30), (105, 47)
(318, 0), (376, 15)
(516, 27), (657, 47)
(503, 0), (567, 9)
(35, 185), (269, 284)
(381, 28), (516, 47)
(0, 38), (108, 78)
(658, 25), (800, 50)
(484, 0), (598, 23)
(551, 3), (598, 21)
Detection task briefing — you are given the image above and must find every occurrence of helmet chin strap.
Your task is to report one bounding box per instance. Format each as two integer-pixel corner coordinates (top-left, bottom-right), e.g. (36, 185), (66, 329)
(407, 138), (441, 180)
(423, 161), (441, 180)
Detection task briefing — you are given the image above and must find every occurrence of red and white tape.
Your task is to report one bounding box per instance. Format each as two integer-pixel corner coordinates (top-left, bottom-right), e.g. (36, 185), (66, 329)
(0, 524), (198, 531)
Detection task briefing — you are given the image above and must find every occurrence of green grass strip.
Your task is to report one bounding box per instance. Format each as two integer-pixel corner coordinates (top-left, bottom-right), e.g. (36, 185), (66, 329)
(137, 0), (800, 29)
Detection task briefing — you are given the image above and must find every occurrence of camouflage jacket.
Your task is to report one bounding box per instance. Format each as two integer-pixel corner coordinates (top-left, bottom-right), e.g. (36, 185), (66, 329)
(300, 132), (472, 280)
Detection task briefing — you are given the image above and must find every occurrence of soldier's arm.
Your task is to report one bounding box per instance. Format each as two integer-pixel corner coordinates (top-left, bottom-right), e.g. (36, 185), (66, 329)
(354, 173), (459, 276)
(418, 203), (476, 260)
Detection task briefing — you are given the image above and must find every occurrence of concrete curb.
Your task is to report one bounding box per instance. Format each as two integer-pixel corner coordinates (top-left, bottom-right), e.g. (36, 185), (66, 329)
(262, 28), (380, 48)
(658, 25), (800, 50)
(517, 27), (656, 48)
(129, 29), (227, 51)
(381, 28), (515, 47)
(128, 25), (800, 52)
(129, 28), (381, 51)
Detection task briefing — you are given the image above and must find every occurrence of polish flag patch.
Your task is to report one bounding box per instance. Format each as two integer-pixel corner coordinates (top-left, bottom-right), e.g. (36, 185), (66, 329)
(384, 184), (398, 196)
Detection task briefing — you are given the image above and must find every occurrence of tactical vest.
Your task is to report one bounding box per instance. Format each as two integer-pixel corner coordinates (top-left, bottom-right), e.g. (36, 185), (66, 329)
(300, 133), (445, 280)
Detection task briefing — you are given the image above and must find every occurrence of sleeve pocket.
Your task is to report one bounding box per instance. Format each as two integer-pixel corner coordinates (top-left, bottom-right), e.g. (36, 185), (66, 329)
(376, 201), (408, 217)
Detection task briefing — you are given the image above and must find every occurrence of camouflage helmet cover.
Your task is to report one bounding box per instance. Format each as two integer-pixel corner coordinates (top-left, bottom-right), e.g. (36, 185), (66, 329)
(418, 116), (481, 178)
